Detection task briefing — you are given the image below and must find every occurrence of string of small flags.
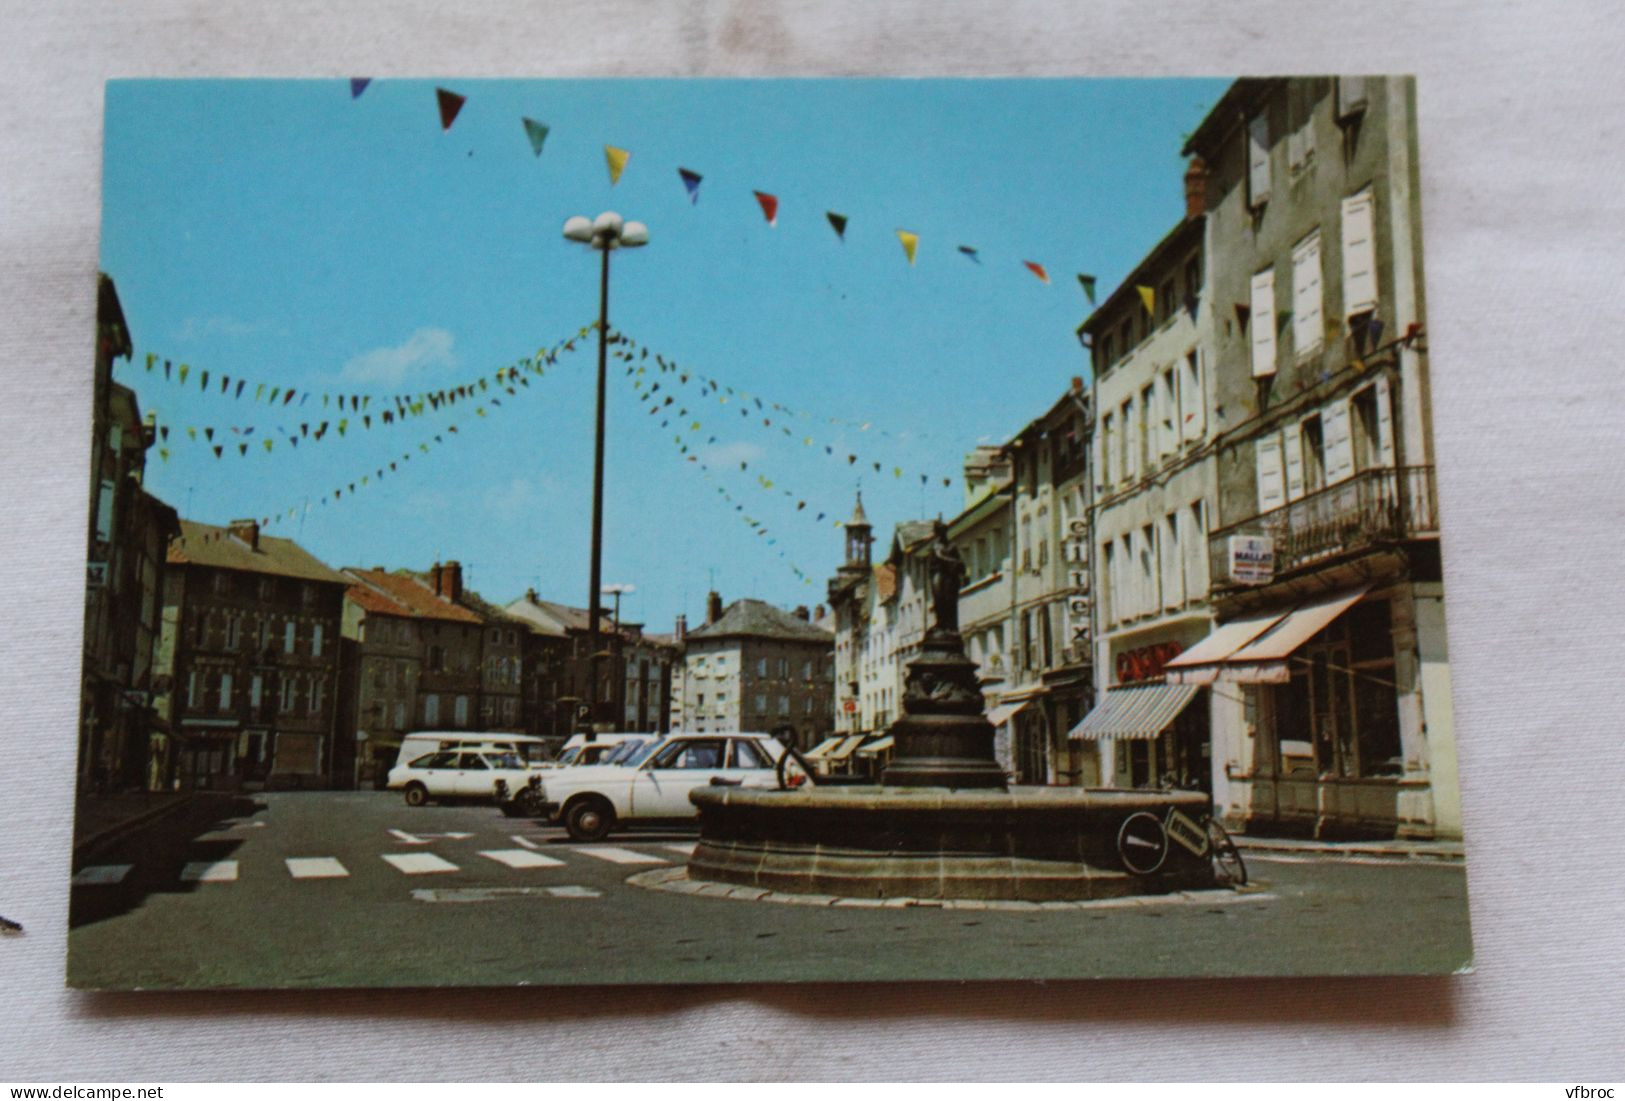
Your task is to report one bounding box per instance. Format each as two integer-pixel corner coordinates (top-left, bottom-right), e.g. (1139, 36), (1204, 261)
(349, 80), (1100, 300)
(612, 331), (956, 491)
(144, 334), (584, 463)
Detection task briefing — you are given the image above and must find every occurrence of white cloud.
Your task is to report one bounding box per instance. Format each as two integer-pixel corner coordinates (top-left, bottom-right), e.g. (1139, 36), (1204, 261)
(176, 315), (285, 341)
(699, 440), (764, 468)
(340, 328), (457, 386)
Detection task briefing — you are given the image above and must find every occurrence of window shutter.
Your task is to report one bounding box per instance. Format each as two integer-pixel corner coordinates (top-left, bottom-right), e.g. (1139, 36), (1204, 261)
(1375, 375), (1396, 466)
(1247, 114), (1271, 207)
(1341, 190), (1378, 316)
(1324, 400), (1356, 484)
(1256, 433), (1285, 513)
(1287, 127), (1303, 173)
(1284, 422), (1306, 501)
(1162, 514), (1182, 609)
(1337, 76), (1368, 119)
(1292, 231), (1324, 357)
(1184, 350), (1205, 440)
(1250, 269), (1277, 377)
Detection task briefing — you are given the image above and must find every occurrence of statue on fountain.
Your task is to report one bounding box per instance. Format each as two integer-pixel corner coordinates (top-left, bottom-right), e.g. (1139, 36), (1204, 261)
(926, 518), (966, 641)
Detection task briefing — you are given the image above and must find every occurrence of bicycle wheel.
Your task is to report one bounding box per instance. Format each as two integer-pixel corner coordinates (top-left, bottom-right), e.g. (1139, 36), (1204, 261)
(1207, 817), (1247, 887)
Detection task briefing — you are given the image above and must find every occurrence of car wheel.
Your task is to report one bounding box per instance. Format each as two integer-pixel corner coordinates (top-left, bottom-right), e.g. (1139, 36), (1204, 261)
(564, 797), (614, 842)
(404, 783), (429, 807)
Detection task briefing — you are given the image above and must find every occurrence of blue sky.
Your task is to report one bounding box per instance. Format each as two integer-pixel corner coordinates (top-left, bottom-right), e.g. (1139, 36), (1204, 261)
(100, 77), (1228, 631)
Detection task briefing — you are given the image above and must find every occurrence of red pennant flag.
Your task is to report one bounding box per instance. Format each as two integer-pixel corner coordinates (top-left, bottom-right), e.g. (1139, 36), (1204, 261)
(436, 88), (466, 131)
(753, 191), (779, 226)
(1023, 261), (1051, 284)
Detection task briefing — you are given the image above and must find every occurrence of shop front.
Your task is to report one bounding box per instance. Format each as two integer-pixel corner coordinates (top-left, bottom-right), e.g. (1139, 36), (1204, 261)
(1167, 580), (1456, 839)
(1074, 622), (1214, 793)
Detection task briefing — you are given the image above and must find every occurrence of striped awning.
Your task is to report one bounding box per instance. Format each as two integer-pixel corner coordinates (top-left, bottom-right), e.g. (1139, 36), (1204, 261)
(855, 734), (895, 755)
(802, 736), (846, 760)
(985, 699), (1032, 727)
(826, 735), (869, 761)
(1068, 683), (1199, 742)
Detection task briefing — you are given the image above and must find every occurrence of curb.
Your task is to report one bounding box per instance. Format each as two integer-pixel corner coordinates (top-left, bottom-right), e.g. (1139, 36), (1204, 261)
(1236, 838), (1465, 864)
(72, 794), (198, 862)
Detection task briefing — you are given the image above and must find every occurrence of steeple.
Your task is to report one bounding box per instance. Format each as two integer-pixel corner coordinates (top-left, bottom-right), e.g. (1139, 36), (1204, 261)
(844, 491), (873, 567)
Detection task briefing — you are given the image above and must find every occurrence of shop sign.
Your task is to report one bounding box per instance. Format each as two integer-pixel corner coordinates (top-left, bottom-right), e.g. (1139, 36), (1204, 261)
(842, 699), (857, 713)
(1165, 808), (1209, 857)
(1115, 640), (1184, 685)
(87, 561), (108, 588)
(1227, 535), (1274, 585)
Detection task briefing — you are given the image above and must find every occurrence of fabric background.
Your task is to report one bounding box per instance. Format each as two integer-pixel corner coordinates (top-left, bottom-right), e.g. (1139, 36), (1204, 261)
(2, 0), (1622, 1081)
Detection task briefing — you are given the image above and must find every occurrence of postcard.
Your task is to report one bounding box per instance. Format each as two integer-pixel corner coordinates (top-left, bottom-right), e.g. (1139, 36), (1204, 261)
(70, 76), (1470, 987)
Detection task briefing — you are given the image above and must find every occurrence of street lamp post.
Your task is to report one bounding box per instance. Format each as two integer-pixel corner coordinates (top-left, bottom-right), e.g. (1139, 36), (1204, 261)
(602, 582), (635, 730)
(563, 212), (648, 741)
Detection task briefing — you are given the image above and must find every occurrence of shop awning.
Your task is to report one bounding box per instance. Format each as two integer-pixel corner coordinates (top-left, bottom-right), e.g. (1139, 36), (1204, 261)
(855, 734), (895, 755)
(1068, 683), (1199, 741)
(826, 735), (869, 761)
(1165, 586), (1370, 685)
(985, 699), (1031, 727)
(802, 736), (846, 760)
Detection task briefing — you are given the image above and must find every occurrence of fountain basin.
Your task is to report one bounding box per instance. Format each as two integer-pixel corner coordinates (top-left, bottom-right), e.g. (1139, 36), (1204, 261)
(689, 785), (1215, 902)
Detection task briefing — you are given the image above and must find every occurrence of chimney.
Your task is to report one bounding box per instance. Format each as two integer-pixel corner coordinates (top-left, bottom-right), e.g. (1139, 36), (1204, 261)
(1070, 375), (1084, 393)
(227, 518), (260, 551)
(525, 587), (538, 603)
(815, 604), (825, 619)
(443, 560), (464, 602)
(674, 614), (687, 642)
(793, 605), (810, 622)
(1184, 155), (1209, 219)
(430, 562), (444, 595)
(705, 590), (723, 626)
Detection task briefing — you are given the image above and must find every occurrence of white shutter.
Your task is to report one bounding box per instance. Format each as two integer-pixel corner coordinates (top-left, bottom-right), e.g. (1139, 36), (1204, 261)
(1283, 422), (1306, 501)
(1184, 350), (1205, 441)
(1292, 231), (1324, 357)
(1324, 400), (1356, 484)
(1159, 369), (1177, 457)
(1338, 76), (1368, 119)
(1250, 269), (1277, 377)
(1302, 118), (1316, 165)
(1123, 400), (1137, 482)
(1248, 114), (1271, 207)
(1375, 376), (1396, 466)
(1256, 434), (1285, 513)
(1341, 190), (1378, 316)
(1162, 514), (1183, 609)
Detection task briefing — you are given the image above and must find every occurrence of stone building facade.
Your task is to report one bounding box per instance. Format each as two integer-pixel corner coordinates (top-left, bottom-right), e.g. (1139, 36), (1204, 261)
(339, 570), (424, 786)
(157, 519), (349, 788)
(680, 594), (835, 750)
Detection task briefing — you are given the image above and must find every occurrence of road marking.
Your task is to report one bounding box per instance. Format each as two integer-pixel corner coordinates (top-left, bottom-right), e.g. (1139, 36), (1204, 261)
(180, 860), (239, 883)
(72, 865), (132, 886)
(387, 828), (428, 845)
(480, 849), (565, 869)
(412, 885), (602, 903)
(509, 835), (541, 850)
(382, 852), (459, 875)
(660, 842), (697, 856)
(575, 846), (669, 865)
(285, 857), (349, 879)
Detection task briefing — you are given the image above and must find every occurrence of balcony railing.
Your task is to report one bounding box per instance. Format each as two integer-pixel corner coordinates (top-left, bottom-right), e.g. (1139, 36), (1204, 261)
(1209, 465), (1438, 585)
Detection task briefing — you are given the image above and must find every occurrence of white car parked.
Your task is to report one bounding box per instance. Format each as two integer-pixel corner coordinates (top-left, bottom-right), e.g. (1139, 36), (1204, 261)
(511, 732), (789, 841)
(387, 748), (536, 807)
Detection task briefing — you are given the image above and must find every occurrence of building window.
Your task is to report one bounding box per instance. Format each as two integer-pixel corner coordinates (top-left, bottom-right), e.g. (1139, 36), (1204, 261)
(218, 672), (233, 711)
(1099, 412), (1115, 488)
(1250, 267), (1277, 377)
(249, 674), (263, 709)
(1159, 366), (1178, 458)
(424, 694), (440, 726)
(756, 658), (768, 677)
(778, 695), (790, 716)
(1341, 188), (1379, 320)
(224, 616), (240, 651)
(1297, 415), (1327, 497)
(311, 623), (324, 658)
(454, 695), (469, 727)
(1139, 525), (1157, 616)
(1292, 229), (1325, 358)
(1182, 350), (1204, 442)
(1119, 399), (1135, 483)
(755, 693), (768, 714)
(309, 678), (324, 716)
(1247, 112), (1271, 208)
(284, 620), (297, 655)
(280, 676), (297, 713)
(1100, 543), (1115, 626)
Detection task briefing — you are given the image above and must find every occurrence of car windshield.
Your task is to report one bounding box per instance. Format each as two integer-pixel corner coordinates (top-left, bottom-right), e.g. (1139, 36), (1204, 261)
(624, 740), (661, 767)
(603, 739), (650, 765)
(555, 745), (584, 766)
(513, 744), (548, 764)
(484, 752), (523, 769)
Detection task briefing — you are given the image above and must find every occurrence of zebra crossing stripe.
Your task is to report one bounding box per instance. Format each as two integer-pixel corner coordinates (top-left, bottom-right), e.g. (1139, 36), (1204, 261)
(388, 828), (428, 845)
(510, 835), (541, 850)
(480, 849), (565, 869)
(575, 846), (669, 865)
(72, 865), (133, 886)
(180, 860), (239, 883)
(286, 857), (349, 879)
(547, 885), (602, 898)
(382, 852), (459, 875)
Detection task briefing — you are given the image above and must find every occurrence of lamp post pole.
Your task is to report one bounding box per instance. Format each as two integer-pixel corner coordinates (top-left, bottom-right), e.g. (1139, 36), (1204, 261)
(562, 212), (647, 743)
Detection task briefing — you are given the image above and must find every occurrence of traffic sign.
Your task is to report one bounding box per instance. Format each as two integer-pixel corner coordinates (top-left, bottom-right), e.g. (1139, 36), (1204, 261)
(1116, 811), (1169, 874)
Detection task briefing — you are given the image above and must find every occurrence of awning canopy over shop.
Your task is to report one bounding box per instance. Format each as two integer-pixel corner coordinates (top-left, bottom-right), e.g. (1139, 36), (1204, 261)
(803, 736), (845, 760)
(825, 735), (869, 761)
(985, 699), (1032, 727)
(1068, 683), (1199, 741)
(1164, 585), (1371, 685)
(855, 734), (895, 756)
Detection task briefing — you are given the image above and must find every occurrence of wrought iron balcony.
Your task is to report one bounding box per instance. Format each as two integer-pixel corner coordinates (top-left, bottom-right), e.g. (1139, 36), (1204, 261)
(1209, 465), (1438, 586)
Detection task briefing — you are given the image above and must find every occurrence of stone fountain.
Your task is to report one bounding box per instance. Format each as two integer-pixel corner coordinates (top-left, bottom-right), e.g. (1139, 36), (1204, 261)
(688, 521), (1216, 902)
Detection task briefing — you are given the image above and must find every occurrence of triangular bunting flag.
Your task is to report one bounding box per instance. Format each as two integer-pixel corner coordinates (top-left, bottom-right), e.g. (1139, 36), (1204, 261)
(605, 145), (630, 185)
(826, 212), (848, 240)
(1077, 274), (1097, 303)
(522, 117), (550, 156)
(753, 191), (779, 226)
(678, 167), (702, 203)
(1024, 261), (1051, 284)
(350, 78), (371, 99)
(958, 246), (980, 263)
(897, 230), (919, 265)
(436, 88), (466, 131)
(1137, 285), (1155, 316)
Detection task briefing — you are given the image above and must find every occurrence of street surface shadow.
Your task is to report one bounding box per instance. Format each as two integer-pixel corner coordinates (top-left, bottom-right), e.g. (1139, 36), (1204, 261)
(69, 795), (266, 930)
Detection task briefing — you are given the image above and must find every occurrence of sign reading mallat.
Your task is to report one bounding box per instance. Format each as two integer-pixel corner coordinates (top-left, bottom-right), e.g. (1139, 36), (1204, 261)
(1228, 534), (1275, 585)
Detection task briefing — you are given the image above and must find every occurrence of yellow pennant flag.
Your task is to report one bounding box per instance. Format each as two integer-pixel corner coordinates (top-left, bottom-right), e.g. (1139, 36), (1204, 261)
(896, 229), (919, 265)
(605, 145), (630, 185)
(1137, 285), (1155, 316)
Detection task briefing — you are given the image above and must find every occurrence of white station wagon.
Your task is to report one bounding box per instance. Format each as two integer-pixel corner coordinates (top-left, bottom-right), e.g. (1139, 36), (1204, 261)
(509, 732), (789, 841)
(387, 748), (536, 807)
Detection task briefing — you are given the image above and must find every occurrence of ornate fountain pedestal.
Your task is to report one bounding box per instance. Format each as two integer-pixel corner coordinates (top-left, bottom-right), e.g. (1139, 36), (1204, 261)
(689, 520), (1218, 902)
